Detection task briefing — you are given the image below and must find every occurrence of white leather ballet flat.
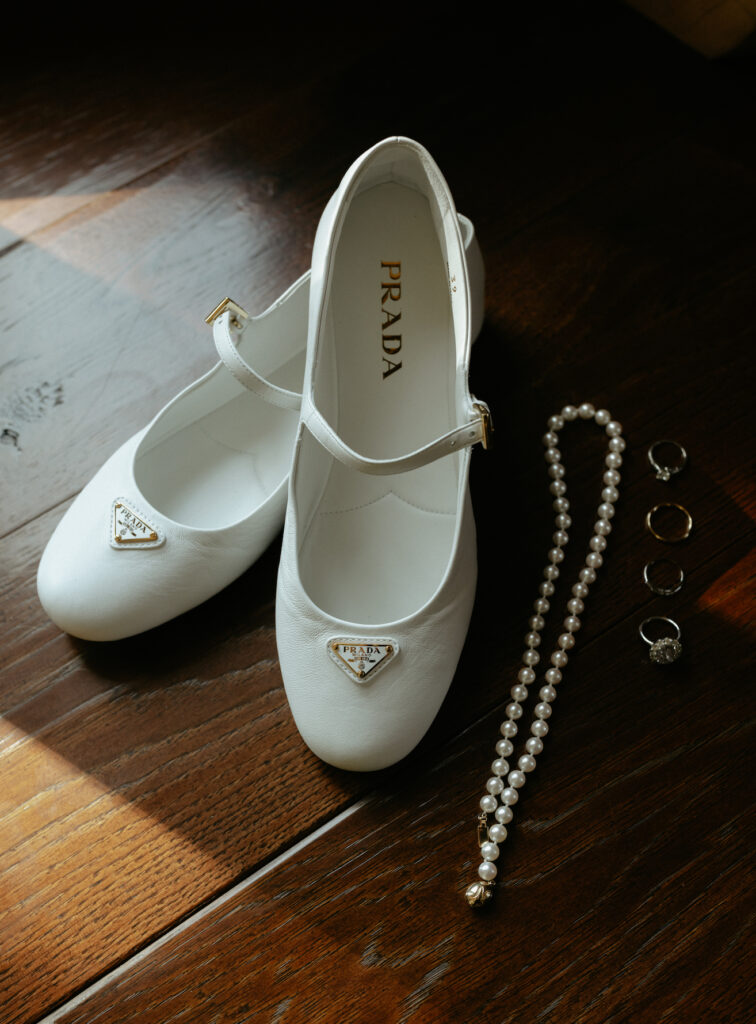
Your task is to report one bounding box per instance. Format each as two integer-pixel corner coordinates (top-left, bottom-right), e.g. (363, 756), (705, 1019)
(276, 137), (490, 772)
(37, 214), (483, 642)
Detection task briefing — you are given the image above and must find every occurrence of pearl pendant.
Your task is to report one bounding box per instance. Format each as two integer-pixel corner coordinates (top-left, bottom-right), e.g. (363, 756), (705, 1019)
(465, 879), (495, 907)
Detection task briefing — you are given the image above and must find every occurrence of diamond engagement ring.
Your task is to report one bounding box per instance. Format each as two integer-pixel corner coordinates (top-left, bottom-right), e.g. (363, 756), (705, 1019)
(648, 440), (687, 482)
(639, 617), (683, 665)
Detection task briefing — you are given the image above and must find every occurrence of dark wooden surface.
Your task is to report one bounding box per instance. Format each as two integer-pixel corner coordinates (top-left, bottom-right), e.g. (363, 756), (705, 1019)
(1, 5), (754, 1023)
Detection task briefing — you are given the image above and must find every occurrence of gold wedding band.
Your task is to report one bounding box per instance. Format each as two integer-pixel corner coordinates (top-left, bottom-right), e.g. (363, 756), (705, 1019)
(645, 503), (693, 543)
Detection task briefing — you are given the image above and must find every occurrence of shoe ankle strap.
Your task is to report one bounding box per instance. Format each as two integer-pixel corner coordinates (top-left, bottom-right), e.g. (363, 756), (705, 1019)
(207, 299), (301, 412)
(302, 395), (492, 475)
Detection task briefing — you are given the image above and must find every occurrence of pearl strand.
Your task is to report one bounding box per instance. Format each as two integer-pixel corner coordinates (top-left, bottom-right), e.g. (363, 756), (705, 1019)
(465, 403), (624, 906)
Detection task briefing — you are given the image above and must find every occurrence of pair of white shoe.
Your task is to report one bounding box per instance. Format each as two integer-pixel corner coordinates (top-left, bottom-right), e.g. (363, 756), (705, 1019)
(37, 137), (491, 772)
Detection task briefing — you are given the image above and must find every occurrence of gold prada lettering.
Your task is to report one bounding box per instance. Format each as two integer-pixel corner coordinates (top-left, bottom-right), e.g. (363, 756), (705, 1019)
(381, 260), (402, 379)
(113, 500), (159, 545)
(329, 637), (397, 681)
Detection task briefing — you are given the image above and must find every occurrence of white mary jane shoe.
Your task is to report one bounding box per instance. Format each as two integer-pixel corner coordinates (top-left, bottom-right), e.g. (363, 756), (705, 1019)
(276, 137), (490, 772)
(37, 214), (483, 642)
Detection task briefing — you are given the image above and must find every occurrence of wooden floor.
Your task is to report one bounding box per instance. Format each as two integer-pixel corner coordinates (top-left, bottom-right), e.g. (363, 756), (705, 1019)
(1, 5), (754, 1022)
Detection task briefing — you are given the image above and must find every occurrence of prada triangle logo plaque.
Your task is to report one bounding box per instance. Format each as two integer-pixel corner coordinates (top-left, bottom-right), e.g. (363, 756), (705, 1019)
(327, 637), (399, 683)
(110, 498), (164, 550)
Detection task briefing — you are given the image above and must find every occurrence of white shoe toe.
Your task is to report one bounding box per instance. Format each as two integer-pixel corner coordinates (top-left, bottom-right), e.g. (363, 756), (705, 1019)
(276, 492), (477, 771)
(37, 433), (288, 641)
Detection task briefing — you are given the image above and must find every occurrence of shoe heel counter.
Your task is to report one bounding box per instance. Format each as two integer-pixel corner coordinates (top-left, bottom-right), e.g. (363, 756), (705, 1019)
(467, 229), (485, 344)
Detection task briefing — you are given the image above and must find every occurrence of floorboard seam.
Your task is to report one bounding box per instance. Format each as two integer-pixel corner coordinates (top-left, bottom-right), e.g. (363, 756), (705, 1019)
(0, 124), (243, 259)
(33, 799), (368, 1024)
(0, 494), (76, 543)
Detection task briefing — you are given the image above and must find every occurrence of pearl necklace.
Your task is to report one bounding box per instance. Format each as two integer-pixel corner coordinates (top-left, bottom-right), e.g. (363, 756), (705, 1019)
(465, 402), (625, 907)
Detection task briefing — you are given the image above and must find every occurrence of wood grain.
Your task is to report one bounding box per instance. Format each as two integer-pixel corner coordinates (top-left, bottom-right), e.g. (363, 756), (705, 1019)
(0, 3), (754, 1022)
(0, 32), (355, 249)
(0, 111), (323, 535)
(52, 548), (756, 1024)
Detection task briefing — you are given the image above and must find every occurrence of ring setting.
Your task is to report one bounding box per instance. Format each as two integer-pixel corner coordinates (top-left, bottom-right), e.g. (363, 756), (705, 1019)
(640, 617), (683, 665)
(648, 440), (687, 482)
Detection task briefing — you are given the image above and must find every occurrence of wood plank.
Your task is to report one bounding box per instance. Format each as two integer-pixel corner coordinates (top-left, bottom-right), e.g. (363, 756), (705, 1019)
(1, 283), (752, 1024)
(0, 137), (314, 535)
(2, 1), (743, 537)
(49, 540), (756, 1024)
(1, 4), (755, 1021)
(0, 507), (361, 1018)
(0, 33), (357, 249)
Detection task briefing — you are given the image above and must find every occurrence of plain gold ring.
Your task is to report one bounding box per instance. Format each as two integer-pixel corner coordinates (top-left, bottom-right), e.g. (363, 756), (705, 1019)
(645, 503), (693, 543)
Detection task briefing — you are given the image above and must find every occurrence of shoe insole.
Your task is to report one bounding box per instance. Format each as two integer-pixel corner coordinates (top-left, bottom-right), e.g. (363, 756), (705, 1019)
(135, 350), (303, 529)
(301, 182), (461, 623)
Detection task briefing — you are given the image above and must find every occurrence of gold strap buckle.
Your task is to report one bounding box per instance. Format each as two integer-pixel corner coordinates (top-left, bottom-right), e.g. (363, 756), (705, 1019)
(204, 297), (249, 330)
(473, 399), (494, 450)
